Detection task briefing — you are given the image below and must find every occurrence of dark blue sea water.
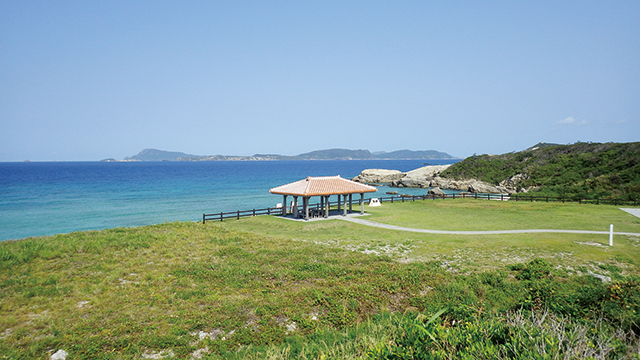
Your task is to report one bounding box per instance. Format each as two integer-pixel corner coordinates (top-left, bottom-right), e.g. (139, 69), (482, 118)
(0, 160), (458, 241)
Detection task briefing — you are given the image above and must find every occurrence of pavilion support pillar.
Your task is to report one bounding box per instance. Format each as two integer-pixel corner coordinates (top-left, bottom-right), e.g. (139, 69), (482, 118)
(360, 193), (364, 214)
(304, 196), (309, 220)
(282, 195), (287, 215)
(343, 195), (348, 216)
(324, 195), (330, 218)
(337, 195), (341, 211)
(320, 196), (324, 211)
(293, 196), (299, 218)
(349, 194), (353, 212)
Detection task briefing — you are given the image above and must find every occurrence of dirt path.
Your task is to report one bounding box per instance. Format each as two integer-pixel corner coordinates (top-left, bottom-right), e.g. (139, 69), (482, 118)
(339, 217), (640, 236)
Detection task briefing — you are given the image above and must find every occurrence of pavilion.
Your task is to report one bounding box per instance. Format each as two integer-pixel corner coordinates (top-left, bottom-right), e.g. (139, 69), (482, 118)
(269, 176), (377, 220)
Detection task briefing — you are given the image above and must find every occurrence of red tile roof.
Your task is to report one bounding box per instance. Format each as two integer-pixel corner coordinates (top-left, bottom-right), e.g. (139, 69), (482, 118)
(270, 176), (377, 197)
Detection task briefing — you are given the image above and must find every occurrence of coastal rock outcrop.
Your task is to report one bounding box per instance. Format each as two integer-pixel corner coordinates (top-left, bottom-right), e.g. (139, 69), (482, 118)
(388, 165), (452, 188)
(354, 164), (516, 194)
(498, 173), (530, 192)
(428, 187), (446, 196)
(351, 169), (405, 184)
(468, 181), (504, 194)
(427, 177), (511, 194)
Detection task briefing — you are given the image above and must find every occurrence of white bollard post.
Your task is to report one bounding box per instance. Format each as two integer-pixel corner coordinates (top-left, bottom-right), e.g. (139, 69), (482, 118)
(609, 224), (614, 246)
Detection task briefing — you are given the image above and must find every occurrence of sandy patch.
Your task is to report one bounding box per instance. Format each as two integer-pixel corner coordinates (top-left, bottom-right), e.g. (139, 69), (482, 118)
(141, 350), (174, 359)
(575, 241), (607, 247)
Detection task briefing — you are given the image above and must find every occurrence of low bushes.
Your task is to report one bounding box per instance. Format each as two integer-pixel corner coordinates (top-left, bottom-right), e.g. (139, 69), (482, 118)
(370, 259), (640, 360)
(368, 309), (639, 360)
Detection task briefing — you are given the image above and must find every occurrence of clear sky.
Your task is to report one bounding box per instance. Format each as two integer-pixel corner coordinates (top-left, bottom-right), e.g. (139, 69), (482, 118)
(1, 1), (638, 161)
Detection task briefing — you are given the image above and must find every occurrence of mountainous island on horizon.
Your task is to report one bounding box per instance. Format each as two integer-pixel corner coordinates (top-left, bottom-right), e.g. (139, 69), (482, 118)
(105, 148), (460, 162)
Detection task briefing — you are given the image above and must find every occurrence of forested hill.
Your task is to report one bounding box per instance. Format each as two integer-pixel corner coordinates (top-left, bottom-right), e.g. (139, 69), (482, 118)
(440, 142), (640, 199)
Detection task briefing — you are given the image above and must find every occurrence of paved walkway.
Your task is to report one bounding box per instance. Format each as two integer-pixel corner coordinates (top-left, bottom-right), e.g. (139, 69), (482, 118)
(621, 208), (640, 219)
(339, 217), (640, 236)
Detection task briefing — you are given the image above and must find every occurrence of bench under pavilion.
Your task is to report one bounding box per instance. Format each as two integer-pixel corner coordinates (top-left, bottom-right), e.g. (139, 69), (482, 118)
(269, 176), (377, 220)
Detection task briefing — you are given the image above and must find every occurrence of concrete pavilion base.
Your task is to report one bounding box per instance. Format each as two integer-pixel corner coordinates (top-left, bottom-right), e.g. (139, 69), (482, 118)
(278, 210), (371, 222)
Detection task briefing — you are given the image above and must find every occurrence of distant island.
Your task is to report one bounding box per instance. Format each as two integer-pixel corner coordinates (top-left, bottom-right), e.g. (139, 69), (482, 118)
(105, 148), (459, 162)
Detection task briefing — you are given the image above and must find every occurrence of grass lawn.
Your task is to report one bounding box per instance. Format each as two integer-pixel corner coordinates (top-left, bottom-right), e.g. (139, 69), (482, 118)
(222, 199), (640, 274)
(2, 223), (422, 359)
(1, 199), (639, 359)
(363, 198), (640, 232)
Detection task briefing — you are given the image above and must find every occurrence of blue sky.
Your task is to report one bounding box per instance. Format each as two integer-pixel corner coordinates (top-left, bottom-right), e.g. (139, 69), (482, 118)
(1, 1), (638, 161)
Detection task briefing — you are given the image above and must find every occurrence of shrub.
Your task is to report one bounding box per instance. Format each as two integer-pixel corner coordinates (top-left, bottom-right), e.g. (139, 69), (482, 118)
(367, 310), (640, 360)
(510, 258), (552, 280)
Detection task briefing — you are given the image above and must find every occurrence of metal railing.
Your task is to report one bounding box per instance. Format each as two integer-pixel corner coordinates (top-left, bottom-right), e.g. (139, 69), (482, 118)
(509, 194), (638, 206)
(203, 198), (368, 223)
(203, 193), (639, 223)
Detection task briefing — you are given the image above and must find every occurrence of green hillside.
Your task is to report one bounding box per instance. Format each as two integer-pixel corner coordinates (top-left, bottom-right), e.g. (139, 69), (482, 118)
(441, 142), (640, 200)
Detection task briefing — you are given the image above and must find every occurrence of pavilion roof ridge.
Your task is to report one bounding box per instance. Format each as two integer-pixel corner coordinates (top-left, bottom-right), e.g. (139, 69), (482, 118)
(270, 175), (377, 197)
(306, 175), (341, 179)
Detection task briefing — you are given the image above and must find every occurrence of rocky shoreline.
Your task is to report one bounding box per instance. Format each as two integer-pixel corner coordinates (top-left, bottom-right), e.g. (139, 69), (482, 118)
(352, 165), (530, 194)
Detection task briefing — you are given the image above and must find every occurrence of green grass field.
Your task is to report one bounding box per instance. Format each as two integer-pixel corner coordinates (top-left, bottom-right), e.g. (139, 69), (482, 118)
(223, 199), (640, 274)
(365, 198), (640, 232)
(1, 199), (639, 359)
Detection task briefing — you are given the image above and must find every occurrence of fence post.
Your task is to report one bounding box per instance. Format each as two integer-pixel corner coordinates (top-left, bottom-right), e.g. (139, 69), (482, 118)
(562, 197), (564, 203)
(220, 212), (223, 221)
(610, 224), (614, 246)
(203, 214), (206, 224)
(253, 209), (256, 216)
(475, 193), (477, 199)
(237, 210), (240, 220)
(488, 194), (491, 200)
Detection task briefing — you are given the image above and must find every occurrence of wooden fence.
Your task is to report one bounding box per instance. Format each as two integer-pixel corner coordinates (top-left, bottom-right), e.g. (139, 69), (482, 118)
(203, 193), (639, 223)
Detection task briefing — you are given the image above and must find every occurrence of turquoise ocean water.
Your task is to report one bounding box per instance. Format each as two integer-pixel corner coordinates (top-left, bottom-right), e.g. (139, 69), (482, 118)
(0, 160), (458, 241)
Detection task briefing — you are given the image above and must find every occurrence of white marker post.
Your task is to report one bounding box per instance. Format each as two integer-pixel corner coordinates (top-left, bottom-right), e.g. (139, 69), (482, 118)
(609, 224), (614, 246)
